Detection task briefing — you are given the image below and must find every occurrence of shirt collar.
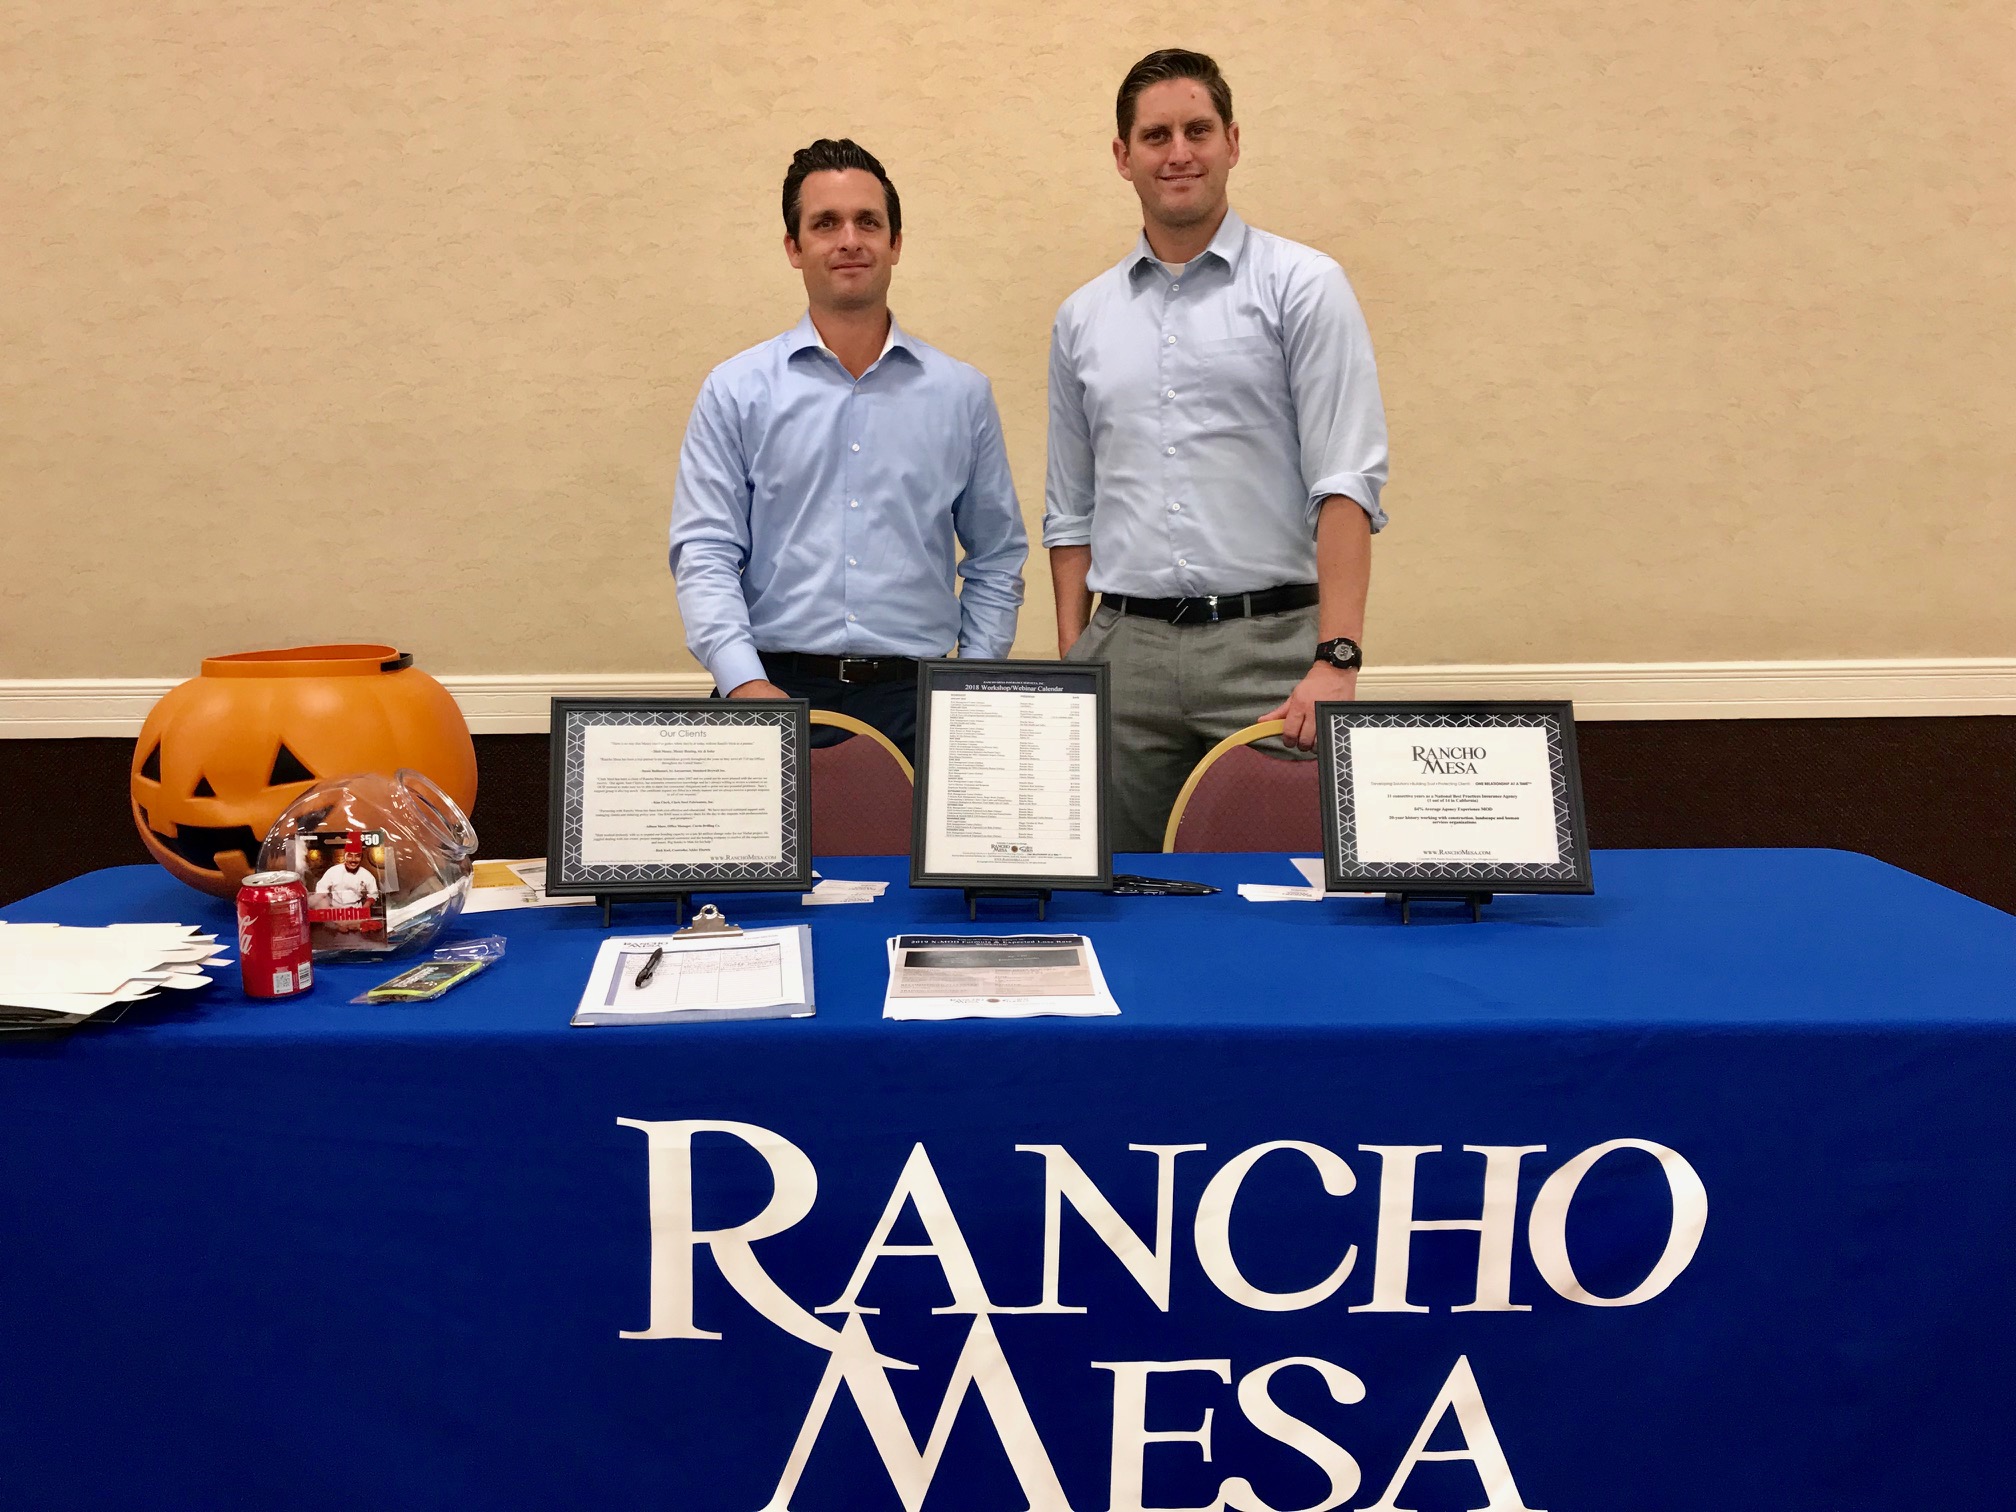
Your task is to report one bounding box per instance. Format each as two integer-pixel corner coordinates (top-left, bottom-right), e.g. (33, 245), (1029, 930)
(1126, 206), (1249, 282)
(786, 310), (915, 366)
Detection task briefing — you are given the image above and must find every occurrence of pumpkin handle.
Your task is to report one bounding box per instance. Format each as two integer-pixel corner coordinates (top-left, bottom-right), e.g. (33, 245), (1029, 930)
(380, 651), (415, 672)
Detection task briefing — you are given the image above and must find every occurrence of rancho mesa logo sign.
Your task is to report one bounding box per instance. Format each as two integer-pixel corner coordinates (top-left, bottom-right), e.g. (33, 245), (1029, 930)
(618, 1120), (1708, 1512)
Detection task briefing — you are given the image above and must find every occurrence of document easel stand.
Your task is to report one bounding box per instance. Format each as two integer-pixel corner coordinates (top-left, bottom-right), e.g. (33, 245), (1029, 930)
(1385, 890), (1493, 925)
(965, 887), (1052, 922)
(599, 892), (693, 928)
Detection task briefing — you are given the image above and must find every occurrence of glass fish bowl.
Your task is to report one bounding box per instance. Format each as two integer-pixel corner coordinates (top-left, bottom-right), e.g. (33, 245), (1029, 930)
(257, 769), (477, 961)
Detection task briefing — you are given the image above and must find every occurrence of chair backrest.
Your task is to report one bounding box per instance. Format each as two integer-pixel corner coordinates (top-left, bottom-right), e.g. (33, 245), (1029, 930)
(807, 711), (914, 856)
(1163, 720), (1323, 853)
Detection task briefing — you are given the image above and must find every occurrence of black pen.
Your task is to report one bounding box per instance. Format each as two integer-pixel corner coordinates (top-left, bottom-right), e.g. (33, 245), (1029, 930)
(1108, 874), (1220, 896)
(634, 946), (664, 988)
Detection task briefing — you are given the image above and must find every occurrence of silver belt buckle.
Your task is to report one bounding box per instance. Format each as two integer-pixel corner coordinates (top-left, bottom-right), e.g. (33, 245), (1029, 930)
(1205, 593), (1221, 623)
(836, 658), (869, 684)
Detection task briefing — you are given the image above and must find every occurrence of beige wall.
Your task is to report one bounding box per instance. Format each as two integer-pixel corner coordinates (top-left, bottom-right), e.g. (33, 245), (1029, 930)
(4, 0), (2011, 680)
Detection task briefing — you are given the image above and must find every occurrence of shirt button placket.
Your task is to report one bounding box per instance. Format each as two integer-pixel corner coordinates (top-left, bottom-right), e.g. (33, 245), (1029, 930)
(842, 396), (861, 648)
(1162, 280), (1185, 582)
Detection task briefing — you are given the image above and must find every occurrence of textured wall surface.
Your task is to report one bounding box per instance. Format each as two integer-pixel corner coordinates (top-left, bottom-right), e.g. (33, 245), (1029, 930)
(4, 0), (2011, 677)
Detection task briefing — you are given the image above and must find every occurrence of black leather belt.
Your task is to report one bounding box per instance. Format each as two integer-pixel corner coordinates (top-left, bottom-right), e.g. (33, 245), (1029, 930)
(1102, 582), (1319, 626)
(761, 652), (919, 685)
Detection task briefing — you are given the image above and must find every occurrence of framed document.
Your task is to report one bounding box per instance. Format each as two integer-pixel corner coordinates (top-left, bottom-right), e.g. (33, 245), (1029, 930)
(1316, 701), (1593, 901)
(546, 699), (812, 912)
(910, 660), (1112, 897)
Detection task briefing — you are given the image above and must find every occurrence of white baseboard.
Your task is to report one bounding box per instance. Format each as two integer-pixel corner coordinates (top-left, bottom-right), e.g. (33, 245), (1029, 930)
(1362, 659), (2016, 721)
(2, 660), (2012, 738)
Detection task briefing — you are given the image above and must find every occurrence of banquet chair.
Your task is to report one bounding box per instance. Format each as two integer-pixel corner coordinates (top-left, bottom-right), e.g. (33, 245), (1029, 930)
(807, 710), (914, 855)
(1161, 720), (1323, 853)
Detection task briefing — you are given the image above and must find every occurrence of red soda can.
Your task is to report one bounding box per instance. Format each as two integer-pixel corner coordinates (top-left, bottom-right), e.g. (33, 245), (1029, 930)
(237, 871), (314, 998)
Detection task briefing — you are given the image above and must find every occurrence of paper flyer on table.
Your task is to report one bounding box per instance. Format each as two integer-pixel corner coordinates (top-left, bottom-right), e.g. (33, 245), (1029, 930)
(882, 933), (1119, 1020)
(1238, 858), (1385, 902)
(1292, 857), (1384, 897)
(803, 879), (889, 906)
(462, 859), (595, 915)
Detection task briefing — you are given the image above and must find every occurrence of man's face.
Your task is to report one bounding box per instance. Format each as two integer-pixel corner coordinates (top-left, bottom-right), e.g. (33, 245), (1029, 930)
(343, 854), (361, 872)
(786, 169), (901, 313)
(1113, 78), (1240, 232)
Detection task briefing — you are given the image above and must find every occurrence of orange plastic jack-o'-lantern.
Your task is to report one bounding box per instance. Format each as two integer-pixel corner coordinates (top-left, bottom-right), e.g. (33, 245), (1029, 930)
(130, 645), (478, 897)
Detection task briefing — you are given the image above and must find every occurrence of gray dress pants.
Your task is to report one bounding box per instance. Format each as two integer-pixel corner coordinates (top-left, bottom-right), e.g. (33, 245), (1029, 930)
(1066, 601), (1318, 853)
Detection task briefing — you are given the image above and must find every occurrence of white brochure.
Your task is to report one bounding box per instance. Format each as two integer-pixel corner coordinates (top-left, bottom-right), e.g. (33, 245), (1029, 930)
(882, 934), (1119, 1020)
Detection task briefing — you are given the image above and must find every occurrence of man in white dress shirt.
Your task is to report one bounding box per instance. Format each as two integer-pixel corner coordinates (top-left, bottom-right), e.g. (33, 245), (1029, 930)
(1045, 48), (1390, 851)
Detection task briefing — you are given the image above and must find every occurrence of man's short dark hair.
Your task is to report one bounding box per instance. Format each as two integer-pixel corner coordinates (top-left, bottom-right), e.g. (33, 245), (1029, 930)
(781, 138), (902, 240)
(1115, 49), (1234, 142)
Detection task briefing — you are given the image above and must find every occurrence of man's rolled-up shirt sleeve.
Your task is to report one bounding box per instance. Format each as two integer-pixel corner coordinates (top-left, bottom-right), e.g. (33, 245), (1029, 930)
(668, 378), (769, 694)
(952, 382), (1028, 660)
(1282, 257), (1390, 534)
(1040, 316), (1097, 549)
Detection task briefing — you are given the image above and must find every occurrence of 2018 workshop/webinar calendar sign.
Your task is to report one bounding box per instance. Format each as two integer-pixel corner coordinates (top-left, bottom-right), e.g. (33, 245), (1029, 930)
(910, 660), (1112, 895)
(1316, 701), (1593, 898)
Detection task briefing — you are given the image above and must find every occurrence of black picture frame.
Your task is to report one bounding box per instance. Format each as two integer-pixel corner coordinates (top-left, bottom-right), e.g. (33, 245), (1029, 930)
(545, 698), (812, 899)
(1315, 700), (1594, 896)
(909, 660), (1113, 894)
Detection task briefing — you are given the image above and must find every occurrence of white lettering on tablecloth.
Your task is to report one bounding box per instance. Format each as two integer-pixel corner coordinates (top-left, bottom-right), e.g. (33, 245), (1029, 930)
(617, 1121), (1706, 1511)
(1194, 1140), (1360, 1311)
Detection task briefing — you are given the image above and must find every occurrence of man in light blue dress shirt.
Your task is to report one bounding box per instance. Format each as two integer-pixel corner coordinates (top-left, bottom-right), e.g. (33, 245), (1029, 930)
(669, 139), (1027, 760)
(1045, 51), (1389, 850)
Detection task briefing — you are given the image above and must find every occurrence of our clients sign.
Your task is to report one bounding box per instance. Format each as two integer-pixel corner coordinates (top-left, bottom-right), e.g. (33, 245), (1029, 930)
(619, 1122), (1708, 1512)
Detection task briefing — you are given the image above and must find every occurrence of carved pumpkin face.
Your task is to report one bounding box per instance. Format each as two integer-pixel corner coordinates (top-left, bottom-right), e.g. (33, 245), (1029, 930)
(131, 645), (478, 897)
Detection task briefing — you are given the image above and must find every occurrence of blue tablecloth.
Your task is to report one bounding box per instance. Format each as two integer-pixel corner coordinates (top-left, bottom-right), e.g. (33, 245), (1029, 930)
(3, 850), (2013, 1512)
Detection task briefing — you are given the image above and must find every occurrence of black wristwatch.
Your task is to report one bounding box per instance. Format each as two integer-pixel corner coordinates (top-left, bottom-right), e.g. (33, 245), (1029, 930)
(1314, 637), (1364, 671)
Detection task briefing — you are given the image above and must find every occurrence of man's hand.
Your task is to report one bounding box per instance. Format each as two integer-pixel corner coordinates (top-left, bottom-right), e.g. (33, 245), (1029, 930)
(728, 679), (790, 699)
(1049, 545), (1094, 657)
(1262, 662), (1358, 751)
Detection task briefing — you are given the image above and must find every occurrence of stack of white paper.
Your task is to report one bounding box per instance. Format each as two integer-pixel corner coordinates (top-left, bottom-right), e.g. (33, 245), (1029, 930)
(460, 858), (595, 915)
(1238, 857), (1385, 902)
(0, 922), (231, 1031)
(802, 878), (889, 906)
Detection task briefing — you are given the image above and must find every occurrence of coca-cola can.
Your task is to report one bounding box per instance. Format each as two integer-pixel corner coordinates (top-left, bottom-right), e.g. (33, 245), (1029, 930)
(237, 871), (314, 999)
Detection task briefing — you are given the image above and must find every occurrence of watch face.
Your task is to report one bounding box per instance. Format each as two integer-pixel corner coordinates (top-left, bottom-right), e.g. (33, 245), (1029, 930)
(1318, 640), (1362, 669)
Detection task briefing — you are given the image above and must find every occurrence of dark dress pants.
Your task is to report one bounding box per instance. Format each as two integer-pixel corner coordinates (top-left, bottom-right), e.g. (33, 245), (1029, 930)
(745, 663), (920, 765)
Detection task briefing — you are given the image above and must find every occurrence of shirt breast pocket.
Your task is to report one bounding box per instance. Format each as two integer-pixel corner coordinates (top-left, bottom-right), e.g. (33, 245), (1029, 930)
(1195, 336), (1288, 424)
